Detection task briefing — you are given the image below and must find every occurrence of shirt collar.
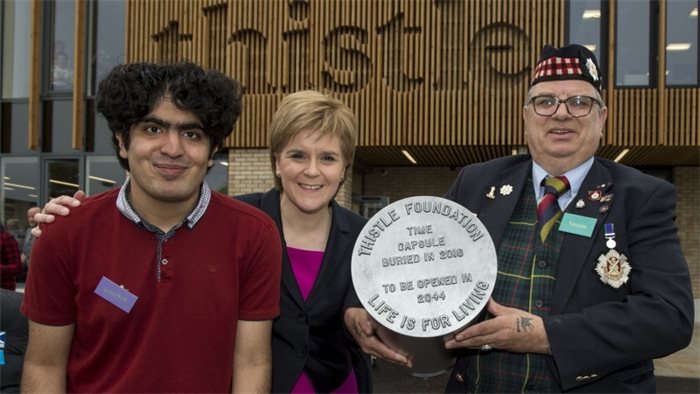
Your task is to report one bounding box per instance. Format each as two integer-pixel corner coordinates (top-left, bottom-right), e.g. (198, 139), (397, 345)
(116, 177), (212, 230)
(532, 157), (594, 209)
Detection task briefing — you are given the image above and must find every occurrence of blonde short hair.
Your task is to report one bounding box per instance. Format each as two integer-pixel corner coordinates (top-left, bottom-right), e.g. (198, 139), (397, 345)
(269, 90), (358, 190)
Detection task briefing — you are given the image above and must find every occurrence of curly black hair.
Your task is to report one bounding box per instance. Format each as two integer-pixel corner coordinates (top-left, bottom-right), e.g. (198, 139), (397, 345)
(95, 62), (242, 170)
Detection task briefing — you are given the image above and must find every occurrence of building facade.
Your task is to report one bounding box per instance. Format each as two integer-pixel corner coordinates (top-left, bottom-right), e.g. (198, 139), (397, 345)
(1, 0), (698, 294)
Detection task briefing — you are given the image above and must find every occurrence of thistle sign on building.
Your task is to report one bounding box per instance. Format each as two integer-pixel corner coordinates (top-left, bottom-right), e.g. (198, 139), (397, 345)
(352, 196), (498, 375)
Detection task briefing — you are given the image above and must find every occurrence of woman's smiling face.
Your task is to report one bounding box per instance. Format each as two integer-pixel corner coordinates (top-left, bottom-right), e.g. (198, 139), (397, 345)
(275, 129), (346, 214)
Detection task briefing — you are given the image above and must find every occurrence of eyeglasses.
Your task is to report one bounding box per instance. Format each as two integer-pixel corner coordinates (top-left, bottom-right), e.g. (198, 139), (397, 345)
(528, 95), (602, 118)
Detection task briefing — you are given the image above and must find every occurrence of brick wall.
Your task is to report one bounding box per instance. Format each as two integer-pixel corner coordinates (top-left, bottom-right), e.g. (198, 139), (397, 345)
(674, 166), (700, 298)
(228, 149), (274, 195)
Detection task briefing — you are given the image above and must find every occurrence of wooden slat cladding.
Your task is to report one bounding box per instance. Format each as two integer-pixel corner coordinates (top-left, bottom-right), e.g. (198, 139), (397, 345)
(121, 0), (698, 166)
(124, 0), (563, 151)
(610, 89), (659, 146)
(665, 89), (699, 146)
(28, 0), (43, 150)
(610, 88), (700, 148)
(72, 1), (87, 150)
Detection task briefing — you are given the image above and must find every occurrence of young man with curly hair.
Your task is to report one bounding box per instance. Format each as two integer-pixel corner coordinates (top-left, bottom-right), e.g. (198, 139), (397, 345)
(20, 62), (282, 393)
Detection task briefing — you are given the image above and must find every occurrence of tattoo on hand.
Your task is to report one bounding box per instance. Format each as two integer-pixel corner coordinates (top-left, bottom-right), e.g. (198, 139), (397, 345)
(353, 327), (362, 338)
(517, 317), (534, 332)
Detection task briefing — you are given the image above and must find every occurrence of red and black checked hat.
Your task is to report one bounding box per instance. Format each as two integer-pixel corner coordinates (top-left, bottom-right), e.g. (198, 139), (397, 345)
(531, 44), (601, 91)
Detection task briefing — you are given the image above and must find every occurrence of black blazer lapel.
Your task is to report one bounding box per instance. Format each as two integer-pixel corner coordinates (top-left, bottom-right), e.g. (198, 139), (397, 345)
(553, 160), (614, 313)
(303, 201), (353, 310)
(476, 161), (533, 249)
(259, 190), (306, 308)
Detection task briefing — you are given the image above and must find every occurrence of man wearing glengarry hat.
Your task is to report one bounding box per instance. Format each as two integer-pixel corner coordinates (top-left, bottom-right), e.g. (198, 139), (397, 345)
(442, 44), (694, 392)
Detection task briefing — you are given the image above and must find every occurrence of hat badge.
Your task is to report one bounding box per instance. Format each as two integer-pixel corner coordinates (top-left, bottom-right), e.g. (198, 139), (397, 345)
(586, 58), (599, 81)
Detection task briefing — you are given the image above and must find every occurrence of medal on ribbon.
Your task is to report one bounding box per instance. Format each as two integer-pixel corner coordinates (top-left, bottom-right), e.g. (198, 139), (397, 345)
(595, 249), (631, 288)
(604, 223), (616, 249)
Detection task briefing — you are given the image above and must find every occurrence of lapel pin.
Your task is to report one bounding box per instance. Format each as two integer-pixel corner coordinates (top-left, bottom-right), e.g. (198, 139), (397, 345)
(575, 199), (585, 209)
(588, 189), (602, 201)
(486, 186), (495, 199)
(600, 193), (614, 203)
(599, 205), (609, 214)
(499, 184), (513, 196)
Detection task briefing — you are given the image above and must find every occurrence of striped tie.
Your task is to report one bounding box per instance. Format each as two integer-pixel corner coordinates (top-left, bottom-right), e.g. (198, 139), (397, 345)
(537, 176), (570, 242)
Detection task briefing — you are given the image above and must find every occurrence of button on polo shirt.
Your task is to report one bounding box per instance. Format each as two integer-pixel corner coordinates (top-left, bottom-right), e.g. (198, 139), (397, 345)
(116, 178), (212, 282)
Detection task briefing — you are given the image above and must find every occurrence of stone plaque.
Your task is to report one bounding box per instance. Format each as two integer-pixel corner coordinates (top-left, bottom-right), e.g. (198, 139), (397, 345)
(352, 196), (498, 376)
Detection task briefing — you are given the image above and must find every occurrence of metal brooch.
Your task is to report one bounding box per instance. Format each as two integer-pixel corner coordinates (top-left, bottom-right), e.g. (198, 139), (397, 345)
(595, 249), (631, 289)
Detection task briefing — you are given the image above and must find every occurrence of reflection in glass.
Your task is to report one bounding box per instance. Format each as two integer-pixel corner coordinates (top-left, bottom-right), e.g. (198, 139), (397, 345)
(616, 0), (651, 86)
(46, 159), (80, 200)
(8, 102), (32, 154)
(92, 107), (114, 154)
(86, 156), (126, 196)
(568, 0), (605, 79)
(50, 100), (77, 154)
(50, 0), (76, 91)
(666, 0), (699, 86)
(90, 0), (126, 94)
(1, 158), (40, 224)
(2, 0), (31, 98)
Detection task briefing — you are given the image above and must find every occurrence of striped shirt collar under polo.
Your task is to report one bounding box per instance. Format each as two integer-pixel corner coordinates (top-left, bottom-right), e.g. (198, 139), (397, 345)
(116, 177), (212, 230)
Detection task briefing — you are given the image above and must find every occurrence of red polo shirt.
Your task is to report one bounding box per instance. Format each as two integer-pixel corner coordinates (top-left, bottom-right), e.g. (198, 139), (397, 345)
(22, 187), (282, 393)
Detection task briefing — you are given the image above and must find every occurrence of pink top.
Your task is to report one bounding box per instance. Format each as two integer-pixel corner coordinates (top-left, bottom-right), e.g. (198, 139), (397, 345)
(287, 246), (358, 394)
(287, 246), (324, 300)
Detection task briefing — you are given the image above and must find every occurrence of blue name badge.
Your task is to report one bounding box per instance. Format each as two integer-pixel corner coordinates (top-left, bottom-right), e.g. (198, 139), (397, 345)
(559, 213), (597, 237)
(94, 276), (138, 313)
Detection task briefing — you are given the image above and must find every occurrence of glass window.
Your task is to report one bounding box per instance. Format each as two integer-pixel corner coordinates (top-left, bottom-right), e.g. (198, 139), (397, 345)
(2, 0), (31, 98)
(1, 157), (40, 224)
(206, 153), (230, 195)
(86, 156), (125, 195)
(0, 104), (6, 153)
(666, 0), (699, 86)
(3, 102), (31, 154)
(45, 158), (80, 200)
(616, 0), (652, 86)
(568, 0), (606, 79)
(50, 0), (75, 91)
(89, 0), (125, 94)
(84, 99), (114, 154)
(92, 106), (114, 154)
(46, 100), (78, 153)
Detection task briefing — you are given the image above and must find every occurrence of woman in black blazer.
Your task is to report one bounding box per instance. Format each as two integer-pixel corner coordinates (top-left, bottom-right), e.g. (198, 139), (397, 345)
(238, 91), (372, 393)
